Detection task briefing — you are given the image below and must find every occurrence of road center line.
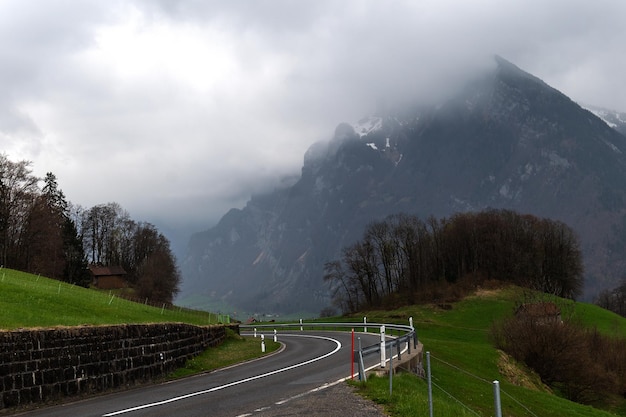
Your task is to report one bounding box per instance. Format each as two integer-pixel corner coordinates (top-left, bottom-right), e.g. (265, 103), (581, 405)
(102, 334), (341, 416)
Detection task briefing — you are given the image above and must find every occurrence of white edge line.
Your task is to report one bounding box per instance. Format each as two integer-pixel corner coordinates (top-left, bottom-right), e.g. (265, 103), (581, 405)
(102, 334), (341, 416)
(273, 341), (411, 406)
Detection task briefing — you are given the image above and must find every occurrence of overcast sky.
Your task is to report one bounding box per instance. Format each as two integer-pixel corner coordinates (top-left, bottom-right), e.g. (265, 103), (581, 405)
(2, 0), (626, 253)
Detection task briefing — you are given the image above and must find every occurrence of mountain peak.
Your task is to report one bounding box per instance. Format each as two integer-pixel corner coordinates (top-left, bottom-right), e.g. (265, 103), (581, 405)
(494, 54), (518, 69)
(181, 58), (626, 316)
(494, 55), (530, 76)
(492, 54), (547, 88)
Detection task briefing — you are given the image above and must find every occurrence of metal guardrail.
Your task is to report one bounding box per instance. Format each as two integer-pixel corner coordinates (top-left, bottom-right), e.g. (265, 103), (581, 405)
(240, 319), (418, 381)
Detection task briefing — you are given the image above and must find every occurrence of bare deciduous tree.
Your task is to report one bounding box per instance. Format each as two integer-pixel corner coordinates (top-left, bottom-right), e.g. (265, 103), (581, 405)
(0, 155), (39, 267)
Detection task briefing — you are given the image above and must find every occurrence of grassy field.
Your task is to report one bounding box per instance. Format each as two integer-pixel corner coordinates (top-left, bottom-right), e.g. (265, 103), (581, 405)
(347, 286), (626, 417)
(0, 268), (223, 329)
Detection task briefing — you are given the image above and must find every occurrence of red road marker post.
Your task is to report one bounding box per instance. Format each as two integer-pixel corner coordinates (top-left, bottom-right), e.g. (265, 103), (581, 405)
(351, 328), (355, 379)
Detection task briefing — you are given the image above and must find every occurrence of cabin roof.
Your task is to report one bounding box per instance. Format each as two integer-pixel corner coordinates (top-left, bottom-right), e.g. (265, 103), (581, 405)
(88, 265), (127, 277)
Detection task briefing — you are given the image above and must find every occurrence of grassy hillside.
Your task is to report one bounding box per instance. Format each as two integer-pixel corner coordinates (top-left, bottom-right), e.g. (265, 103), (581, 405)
(0, 268), (222, 329)
(349, 286), (626, 417)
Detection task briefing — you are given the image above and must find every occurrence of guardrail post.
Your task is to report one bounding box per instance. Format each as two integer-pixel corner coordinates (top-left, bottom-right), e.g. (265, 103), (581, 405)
(358, 337), (366, 382)
(273, 329), (277, 342)
(261, 334), (266, 353)
(389, 342), (393, 395)
(364, 316), (367, 333)
(254, 328), (257, 338)
(406, 316), (417, 355)
(380, 325), (386, 368)
(300, 319), (303, 331)
(396, 338), (401, 361)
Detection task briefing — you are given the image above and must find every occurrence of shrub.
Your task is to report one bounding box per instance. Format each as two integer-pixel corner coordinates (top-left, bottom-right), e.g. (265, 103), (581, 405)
(491, 313), (625, 404)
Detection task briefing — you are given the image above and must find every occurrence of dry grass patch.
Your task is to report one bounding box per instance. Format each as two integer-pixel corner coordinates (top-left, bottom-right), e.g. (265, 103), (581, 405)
(497, 350), (551, 392)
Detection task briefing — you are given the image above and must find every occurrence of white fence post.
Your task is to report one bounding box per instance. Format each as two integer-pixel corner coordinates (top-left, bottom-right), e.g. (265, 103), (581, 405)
(380, 325), (386, 368)
(409, 316), (413, 329)
(273, 329), (277, 342)
(261, 334), (266, 353)
(300, 319), (303, 331)
(364, 316), (367, 333)
(254, 328), (257, 338)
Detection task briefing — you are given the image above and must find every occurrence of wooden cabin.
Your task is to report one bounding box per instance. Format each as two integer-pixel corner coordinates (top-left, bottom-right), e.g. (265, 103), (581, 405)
(89, 265), (128, 289)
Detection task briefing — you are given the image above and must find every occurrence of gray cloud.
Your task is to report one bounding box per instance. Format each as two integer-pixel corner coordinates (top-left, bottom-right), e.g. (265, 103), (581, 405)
(2, 0), (626, 255)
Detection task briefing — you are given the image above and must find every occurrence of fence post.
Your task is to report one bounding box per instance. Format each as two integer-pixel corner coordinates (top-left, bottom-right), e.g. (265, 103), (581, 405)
(364, 316), (367, 333)
(427, 351), (433, 417)
(254, 328), (257, 338)
(380, 325), (386, 368)
(274, 329), (277, 342)
(300, 318), (303, 331)
(261, 334), (266, 353)
(493, 380), (502, 417)
(409, 316), (413, 329)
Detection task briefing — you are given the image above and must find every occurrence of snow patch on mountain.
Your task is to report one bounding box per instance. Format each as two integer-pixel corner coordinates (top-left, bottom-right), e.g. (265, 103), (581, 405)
(586, 107), (618, 128)
(583, 104), (626, 133)
(352, 116), (382, 137)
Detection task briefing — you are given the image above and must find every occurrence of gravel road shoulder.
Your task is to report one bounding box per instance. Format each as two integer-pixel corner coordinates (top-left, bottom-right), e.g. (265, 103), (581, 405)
(252, 381), (388, 417)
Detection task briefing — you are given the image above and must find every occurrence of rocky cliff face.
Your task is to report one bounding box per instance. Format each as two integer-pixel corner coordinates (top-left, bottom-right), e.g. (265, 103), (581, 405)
(181, 56), (626, 316)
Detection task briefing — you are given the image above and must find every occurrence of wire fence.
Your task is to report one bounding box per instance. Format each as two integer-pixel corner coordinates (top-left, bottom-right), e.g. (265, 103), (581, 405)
(427, 352), (540, 417)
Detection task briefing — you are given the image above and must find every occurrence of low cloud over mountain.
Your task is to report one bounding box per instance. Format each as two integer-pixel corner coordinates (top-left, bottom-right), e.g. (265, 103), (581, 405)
(181, 57), (626, 317)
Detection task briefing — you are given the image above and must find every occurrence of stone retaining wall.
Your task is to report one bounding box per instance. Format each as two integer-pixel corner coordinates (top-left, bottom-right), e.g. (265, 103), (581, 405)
(0, 323), (238, 410)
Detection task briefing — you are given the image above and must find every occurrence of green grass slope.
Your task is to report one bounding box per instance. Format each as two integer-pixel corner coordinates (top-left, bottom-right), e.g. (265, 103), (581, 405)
(350, 286), (626, 417)
(0, 268), (220, 329)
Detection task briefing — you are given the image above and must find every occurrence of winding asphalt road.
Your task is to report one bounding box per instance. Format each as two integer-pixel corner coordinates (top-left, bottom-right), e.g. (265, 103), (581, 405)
(15, 331), (383, 417)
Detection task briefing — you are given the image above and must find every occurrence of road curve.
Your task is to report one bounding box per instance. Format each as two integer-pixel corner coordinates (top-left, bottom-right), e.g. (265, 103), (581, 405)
(15, 331), (383, 417)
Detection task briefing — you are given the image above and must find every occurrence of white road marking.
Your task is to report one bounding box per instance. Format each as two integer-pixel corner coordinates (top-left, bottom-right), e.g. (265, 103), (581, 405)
(254, 406), (271, 412)
(102, 334), (341, 416)
(272, 341), (410, 406)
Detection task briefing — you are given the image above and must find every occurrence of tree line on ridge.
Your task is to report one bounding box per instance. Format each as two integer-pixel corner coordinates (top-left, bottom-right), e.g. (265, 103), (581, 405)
(0, 154), (179, 304)
(325, 209), (583, 314)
